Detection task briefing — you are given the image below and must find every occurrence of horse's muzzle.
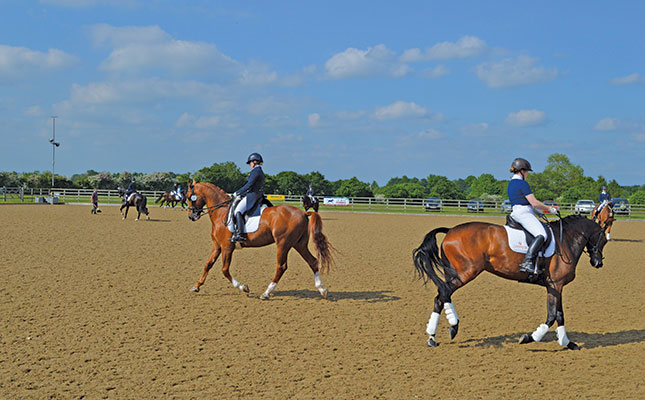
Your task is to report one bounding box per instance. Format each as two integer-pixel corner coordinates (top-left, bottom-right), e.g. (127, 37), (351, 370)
(188, 212), (201, 221)
(590, 258), (603, 268)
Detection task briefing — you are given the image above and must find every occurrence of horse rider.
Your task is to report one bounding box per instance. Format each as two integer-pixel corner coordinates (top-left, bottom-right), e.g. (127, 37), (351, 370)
(229, 152), (265, 242)
(172, 183), (183, 201)
(306, 184), (315, 202)
(593, 186), (612, 219)
(507, 158), (558, 276)
(124, 177), (137, 203)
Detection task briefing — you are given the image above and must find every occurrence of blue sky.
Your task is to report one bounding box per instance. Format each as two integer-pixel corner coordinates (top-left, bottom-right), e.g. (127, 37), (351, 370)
(1, 0), (643, 185)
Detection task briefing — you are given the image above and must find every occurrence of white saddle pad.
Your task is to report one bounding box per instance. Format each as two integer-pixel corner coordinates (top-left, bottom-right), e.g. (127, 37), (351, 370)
(227, 204), (269, 234)
(503, 225), (556, 257)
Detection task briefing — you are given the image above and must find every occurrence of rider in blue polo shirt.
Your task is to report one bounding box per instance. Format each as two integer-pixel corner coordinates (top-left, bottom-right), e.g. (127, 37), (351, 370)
(229, 153), (265, 242)
(593, 186), (611, 219)
(507, 158), (558, 275)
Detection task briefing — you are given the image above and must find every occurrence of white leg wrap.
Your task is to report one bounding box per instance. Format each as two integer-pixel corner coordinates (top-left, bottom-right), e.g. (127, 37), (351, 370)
(263, 282), (277, 297)
(556, 326), (570, 346)
(314, 271), (323, 288)
(426, 312), (441, 336)
(606, 232), (611, 241)
(443, 302), (459, 326)
(232, 278), (241, 289)
(531, 323), (550, 342)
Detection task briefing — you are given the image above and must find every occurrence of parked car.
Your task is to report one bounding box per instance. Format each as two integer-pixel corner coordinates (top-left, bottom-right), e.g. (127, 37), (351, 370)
(574, 199), (595, 215)
(424, 197), (443, 212)
(543, 200), (560, 214)
(467, 198), (484, 212)
(612, 198), (631, 215)
(500, 200), (512, 213)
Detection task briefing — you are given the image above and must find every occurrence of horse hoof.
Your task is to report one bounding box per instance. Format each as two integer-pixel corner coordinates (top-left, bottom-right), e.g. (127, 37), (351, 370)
(260, 293), (270, 300)
(519, 334), (534, 344)
(122, 217), (125, 221)
(427, 337), (439, 347)
(240, 284), (249, 293)
(190, 286), (200, 293)
(449, 324), (459, 339)
(135, 218), (139, 221)
(146, 216), (150, 220)
(567, 342), (580, 350)
(320, 288), (328, 299)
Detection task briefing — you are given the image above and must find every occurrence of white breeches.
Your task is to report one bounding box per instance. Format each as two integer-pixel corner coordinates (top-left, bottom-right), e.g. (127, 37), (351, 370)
(234, 196), (248, 214)
(511, 205), (546, 238)
(597, 200), (609, 212)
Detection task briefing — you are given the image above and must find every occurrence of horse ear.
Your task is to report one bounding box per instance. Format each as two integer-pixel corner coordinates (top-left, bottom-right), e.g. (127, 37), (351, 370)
(190, 179), (195, 188)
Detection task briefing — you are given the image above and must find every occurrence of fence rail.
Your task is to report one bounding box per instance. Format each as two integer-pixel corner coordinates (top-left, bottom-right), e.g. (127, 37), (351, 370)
(2, 186), (644, 218)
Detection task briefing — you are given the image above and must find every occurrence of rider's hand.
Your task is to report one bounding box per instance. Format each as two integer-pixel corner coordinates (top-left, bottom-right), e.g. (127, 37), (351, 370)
(549, 206), (558, 215)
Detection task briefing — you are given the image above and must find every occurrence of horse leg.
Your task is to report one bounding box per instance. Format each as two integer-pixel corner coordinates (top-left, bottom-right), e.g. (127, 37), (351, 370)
(294, 239), (328, 299)
(260, 243), (290, 300)
(220, 247), (249, 294)
(190, 243), (222, 293)
(425, 295), (444, 347)
(554, 290), (578, 350)
(123, 205), (129, 220)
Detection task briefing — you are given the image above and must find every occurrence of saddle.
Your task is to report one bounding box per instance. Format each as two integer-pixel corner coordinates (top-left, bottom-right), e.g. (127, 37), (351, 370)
(227, 197), (274, 234)
(504, 215), (554, 256)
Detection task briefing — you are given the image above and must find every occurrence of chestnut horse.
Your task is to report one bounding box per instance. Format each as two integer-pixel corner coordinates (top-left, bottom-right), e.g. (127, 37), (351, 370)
(156, 191), (187, 209)
(303, 195), (319, 212)
(591, 203), (615, 240)
(413, 215), (608, 350)
(186, 181), (334, 300)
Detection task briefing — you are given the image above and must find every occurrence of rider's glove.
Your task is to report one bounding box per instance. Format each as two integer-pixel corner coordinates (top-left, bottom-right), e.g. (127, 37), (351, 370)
(549, 206), (558, 215)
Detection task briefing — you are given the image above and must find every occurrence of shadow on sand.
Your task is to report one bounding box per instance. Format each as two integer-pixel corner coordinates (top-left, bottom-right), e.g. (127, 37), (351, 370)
(456, 328), (645, 350)
(274, 289), (400, 303)
(610, 238), (642, 243)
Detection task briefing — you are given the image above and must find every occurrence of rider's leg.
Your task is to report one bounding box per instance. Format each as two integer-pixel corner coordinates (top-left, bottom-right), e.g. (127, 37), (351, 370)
(511, 206), (547, 274)
(229, 197), (247, 242)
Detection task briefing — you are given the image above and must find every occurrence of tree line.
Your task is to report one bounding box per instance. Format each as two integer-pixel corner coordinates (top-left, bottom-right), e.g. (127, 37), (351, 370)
(2, 153), (645, 204)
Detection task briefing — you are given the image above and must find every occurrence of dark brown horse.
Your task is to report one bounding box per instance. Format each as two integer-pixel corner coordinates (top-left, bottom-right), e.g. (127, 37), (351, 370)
(592, 203), (615, 240)
(303, 194), (319, 212)
(186, 181), (335, 300)
(156, 191), (187, 209)
(413, 215), (608, 350)
(117, 186), (149, 221)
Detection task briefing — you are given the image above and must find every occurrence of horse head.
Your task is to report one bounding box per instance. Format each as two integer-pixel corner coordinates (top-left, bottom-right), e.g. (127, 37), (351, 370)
(187, 180), (204, 221)
(581, 217), (609, 268)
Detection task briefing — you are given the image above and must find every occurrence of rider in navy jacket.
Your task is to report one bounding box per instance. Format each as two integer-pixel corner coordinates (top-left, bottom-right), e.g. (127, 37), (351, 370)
(230, 153), (265, 242)
(124, 178), (137, 202)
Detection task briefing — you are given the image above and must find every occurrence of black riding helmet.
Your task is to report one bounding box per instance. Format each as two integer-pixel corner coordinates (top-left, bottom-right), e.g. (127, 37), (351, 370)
(510, 157), (532, 173)
(247, 152), (263, 164)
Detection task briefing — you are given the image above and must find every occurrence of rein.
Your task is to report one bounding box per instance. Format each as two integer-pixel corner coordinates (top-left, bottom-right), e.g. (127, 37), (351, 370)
(541, 211), (574, 265)
(188, 198), (232, 218)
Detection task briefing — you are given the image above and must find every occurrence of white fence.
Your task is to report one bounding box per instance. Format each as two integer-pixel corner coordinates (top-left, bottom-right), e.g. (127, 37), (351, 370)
(1, 186), (643, 217)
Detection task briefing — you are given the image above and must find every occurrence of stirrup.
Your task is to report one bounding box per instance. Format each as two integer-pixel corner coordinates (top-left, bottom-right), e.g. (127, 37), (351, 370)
(519, 259), (536, 274)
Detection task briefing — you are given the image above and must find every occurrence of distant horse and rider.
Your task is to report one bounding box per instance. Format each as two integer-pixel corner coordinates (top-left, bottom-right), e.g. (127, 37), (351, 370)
(156, 190), (187, 209)
(591, 186), (615, 240)
(117, 178), (149, 221)
(412, 158), (610, 350)
(303, 184), (319, 212)
(186, 153), (335, 300)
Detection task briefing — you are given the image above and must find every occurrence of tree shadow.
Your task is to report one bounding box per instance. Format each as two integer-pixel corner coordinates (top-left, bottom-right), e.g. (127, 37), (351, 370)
(274, 289), (400, 303)
(610, 238), (642, 243)
(456, 329), (645, 350)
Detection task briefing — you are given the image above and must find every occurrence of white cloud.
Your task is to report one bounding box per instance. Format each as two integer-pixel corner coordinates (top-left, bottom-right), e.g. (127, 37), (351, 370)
(474, 55), (558, 88)
(373, 101), (427, 120)
(460, 122), (489, 136)
(0, 44), (77, 81)
(505, 109), (547, 126)
(421, 65), (450, 79)
(633, 133), (645, 142)
(400, 36), (487, 62)
(308, 113), (320, 127)
(175, 112), (220, 129)
(594, 117), (619, 131)
(610, 73), (645, 85)
(325, 44), (410, 79)
(91, 24), (238, 76)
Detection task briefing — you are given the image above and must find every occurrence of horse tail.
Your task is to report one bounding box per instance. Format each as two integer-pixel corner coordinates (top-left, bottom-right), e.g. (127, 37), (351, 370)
(155, 193), (164, 203)
(306, 211), (335, 273)
(413, 227), (454, 298)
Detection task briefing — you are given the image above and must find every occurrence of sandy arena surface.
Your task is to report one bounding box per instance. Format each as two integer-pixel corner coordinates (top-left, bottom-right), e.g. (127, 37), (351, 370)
(1, 204), (644, 399)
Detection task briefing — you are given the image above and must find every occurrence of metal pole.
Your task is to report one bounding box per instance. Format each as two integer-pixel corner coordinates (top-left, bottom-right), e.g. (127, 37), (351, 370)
(51, 116), (57, 188)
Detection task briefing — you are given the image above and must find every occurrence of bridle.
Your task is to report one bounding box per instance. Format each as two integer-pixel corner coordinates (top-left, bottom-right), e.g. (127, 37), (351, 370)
(187, 186), (232, 219)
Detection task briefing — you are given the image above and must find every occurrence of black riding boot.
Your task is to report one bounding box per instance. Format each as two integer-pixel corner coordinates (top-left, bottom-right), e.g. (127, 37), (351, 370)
(229, 212), (246, 242)
(519, 235), (545, 275)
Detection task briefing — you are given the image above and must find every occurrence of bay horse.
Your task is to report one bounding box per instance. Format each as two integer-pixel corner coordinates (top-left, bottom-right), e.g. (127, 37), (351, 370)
(303, 194), (319, 212)
(591, 203), (615, 240)
(413, 215), (608, 350)
(156, 191), (187, 209)
(117, 186), (150, 221)
(186, 181), (335, 300)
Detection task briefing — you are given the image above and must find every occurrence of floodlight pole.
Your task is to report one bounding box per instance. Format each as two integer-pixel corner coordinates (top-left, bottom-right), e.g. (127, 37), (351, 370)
(51, 116), (57, 188)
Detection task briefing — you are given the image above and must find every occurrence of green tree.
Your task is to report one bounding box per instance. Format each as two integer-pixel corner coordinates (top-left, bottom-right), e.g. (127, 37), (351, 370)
(88, 171), (116, 189)
(469, 173), (503, 198)
(140, 172), (176, 191)
(303, 171), (333, 195)
(336, 177), (373, 197)
(272, 171), (307, 195)
(194, 162), (246, 193)
(629, 190), (645, 205)
(426, 174), (461, 199)
(376, 182), (426, 198)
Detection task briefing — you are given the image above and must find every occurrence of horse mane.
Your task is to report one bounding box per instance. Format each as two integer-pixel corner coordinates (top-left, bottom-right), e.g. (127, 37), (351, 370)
(549, 214), (600, 237)
(197, 181), (231, 201)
